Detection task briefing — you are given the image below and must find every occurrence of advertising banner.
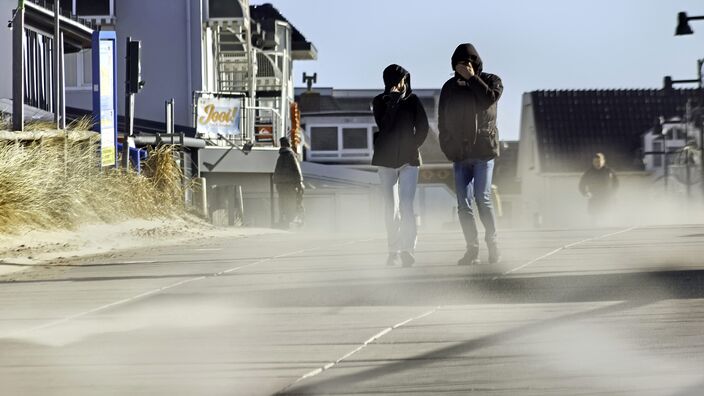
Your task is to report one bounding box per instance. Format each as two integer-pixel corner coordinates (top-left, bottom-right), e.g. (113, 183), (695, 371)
(196, 97), (242, 138)
(92, 31), (118, 168)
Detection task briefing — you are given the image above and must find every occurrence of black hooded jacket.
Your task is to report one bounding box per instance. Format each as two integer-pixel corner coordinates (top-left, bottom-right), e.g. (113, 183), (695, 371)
(371, 64), (429, 168)
(438, 43), (503, 162)
(273, 147), (303, 185)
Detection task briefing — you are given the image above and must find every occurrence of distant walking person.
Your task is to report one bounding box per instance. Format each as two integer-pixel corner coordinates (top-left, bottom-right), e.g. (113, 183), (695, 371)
(273, 137), (304, 229)
(579, 153), (618, 222)
(372, 64), (429, 267)
(439, 43), (503, 266)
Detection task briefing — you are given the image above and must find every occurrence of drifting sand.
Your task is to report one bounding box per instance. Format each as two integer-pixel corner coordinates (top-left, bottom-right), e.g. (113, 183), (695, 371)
(0, 217), (280, 278)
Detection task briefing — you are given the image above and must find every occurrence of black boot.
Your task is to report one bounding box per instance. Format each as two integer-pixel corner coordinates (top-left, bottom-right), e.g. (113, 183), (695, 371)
(458, 246), (480, 266)
(386, 252), (400, 266)
(400, 251), (415, 267)
(488, 242), (501, 264)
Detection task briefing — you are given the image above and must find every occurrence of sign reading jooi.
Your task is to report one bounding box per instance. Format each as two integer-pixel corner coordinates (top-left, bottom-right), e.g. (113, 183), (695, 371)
(196, 97), (242, 139)
(92, 31), (118, 167)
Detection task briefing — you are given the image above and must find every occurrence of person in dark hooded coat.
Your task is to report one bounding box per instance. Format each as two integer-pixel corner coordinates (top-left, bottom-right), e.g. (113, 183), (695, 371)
(273, 137), (304, 229)
(438, 43), (503, 266)
(372, 64), (429, 267)
(579, 152), (619, 222)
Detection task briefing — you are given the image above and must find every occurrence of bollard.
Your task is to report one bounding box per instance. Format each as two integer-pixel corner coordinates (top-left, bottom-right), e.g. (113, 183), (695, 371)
(193, 177), (208, 219)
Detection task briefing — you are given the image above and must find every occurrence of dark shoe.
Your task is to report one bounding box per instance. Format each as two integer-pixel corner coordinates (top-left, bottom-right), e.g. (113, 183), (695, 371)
(488, 243), (501, 264)
(400, 251), (415, 267)
(386, 252), (400, 266)
(458, 247), (480, 266)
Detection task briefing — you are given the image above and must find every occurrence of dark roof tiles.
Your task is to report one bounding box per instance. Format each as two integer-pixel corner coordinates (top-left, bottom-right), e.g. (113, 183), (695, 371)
(531, 88), (699, 172)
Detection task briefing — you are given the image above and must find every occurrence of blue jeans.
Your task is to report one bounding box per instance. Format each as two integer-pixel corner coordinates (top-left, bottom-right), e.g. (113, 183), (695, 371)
(378, 165), (419, 253)
(453, 158), (497, 249)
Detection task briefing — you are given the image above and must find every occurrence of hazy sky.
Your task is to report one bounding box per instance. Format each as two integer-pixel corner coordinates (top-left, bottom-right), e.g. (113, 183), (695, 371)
(254, 0), (704, 140)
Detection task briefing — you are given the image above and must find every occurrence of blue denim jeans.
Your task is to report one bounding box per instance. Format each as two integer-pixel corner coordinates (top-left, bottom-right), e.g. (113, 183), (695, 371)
(453, 158), (497, 249)
(378, 165), (419, 253)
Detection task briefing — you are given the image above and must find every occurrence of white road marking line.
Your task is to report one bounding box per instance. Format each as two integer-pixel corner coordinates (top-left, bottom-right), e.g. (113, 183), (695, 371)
(14, 276), (207, 336)
(280, 307), (439, 392)
(2, 242), (355, 338)
(495, 226), (638, 279)
(193, 248), (223, 252)
(120, 260), (157, 264)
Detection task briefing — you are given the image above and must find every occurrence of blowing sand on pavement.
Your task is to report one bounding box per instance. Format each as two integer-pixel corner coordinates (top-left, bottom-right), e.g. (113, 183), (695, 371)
(0, 217), (281, 280)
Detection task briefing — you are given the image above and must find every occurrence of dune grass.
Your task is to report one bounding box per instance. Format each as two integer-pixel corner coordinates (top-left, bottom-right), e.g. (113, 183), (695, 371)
(0, 124), (186, 234)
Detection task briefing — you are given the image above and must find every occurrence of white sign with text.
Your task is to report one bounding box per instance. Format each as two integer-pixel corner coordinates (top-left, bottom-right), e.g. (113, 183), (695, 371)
(196, 97), (242, 138)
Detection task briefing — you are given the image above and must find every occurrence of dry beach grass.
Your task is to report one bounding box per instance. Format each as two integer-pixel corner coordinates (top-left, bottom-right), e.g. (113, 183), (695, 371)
(0, 119), (186, 234)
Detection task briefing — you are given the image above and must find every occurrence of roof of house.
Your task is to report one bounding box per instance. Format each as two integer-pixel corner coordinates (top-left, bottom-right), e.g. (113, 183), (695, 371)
(530, 88), (700, 173)
(295, 90), (436, 115)
(249, 3), (316, 59)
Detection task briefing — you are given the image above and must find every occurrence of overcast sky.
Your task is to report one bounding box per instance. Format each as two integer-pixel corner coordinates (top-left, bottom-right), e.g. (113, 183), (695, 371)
(254, 0), (704, 140)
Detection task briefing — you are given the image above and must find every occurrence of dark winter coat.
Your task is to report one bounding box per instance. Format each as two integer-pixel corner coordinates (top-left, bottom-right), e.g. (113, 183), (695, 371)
(273, 147), (303, 186)
(579, 166), (619, 199)
(371, 64), (429, 168)
(438, 43), (503, 162)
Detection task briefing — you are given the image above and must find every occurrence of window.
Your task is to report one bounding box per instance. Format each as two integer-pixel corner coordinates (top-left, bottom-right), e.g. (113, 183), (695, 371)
(653, 141), (662, 167)
(75, 0), (110, 16)
(82, 49), (92, 83)
(65, 49), (92, 89)
(64, 53), (78, 87)
(310, 127), (338, 151)
(342, 128), (368, 149)
(45, 0), (114, 18)
(42, 0), (73, 14)
(208, 0), (244, 18)
(676, 128), (687, 140)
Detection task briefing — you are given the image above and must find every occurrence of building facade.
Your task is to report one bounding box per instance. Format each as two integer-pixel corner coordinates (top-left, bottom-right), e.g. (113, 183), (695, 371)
(1, 0), (318, 227)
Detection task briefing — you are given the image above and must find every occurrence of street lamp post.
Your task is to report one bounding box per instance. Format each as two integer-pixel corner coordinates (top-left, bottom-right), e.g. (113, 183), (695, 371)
(674, 12), (704, 196)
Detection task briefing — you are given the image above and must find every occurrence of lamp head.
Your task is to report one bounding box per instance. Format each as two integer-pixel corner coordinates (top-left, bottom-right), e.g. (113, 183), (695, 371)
(676, 12), (694, 35)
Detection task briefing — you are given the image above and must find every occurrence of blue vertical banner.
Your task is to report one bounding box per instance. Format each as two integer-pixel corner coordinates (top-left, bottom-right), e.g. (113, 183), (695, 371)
(92, 31), (118, 167)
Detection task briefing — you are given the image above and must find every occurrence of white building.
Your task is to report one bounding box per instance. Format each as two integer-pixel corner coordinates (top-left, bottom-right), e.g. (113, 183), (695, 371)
(517, 89), (701, 228)
(1, 0), (318, 227)
(642, 121), (698, 175)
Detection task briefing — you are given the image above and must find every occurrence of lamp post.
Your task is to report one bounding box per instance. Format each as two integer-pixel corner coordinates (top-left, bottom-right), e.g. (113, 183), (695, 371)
(11, 0), (24, 131)
(674, 11), (704, 196)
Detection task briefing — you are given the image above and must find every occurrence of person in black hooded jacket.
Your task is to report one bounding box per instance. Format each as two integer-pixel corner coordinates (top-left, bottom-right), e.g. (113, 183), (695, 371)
(273, 137), (304, 229)
(439, 43), (503, 266)
(372, 64), (429, 267)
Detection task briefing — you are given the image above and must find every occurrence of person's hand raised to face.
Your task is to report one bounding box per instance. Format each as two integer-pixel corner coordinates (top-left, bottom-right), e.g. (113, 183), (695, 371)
(390, 77), (406, 93)
(454, 60), (475, 80)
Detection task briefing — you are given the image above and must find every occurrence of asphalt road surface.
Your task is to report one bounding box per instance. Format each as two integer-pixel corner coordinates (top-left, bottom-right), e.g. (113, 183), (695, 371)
(1, 224), (703, 395)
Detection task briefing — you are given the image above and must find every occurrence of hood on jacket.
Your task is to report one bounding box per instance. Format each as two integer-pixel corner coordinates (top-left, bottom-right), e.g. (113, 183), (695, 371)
(451, 43), (483, 74)
(382, 64), (412, 97)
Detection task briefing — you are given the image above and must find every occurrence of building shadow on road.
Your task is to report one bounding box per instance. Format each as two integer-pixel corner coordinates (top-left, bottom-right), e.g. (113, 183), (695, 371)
(279, 299), (653, 395)
(225, 268), (704, 307)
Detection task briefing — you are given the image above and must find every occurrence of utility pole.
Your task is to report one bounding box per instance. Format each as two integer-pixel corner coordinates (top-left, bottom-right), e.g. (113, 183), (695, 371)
(11, 0), (24, 131)
(54, 0), (60, 129)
